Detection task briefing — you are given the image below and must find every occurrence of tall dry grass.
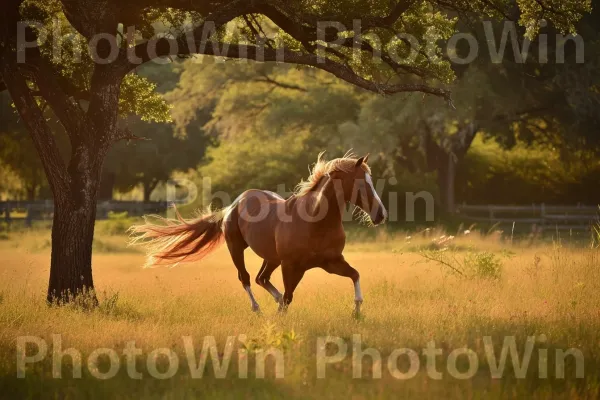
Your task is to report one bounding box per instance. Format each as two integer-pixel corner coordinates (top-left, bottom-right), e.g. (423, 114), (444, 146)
(0, 224), (598, 398)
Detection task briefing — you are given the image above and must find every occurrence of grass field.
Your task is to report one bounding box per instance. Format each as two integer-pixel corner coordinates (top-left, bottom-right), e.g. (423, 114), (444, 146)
(0, 221), (599, 399)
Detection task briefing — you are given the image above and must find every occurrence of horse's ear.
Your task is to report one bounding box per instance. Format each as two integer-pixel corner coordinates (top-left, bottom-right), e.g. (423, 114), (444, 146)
(355, 153), (369, 168)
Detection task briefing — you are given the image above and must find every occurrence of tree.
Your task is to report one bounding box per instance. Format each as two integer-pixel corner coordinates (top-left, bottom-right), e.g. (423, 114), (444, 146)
(0, 0), (590, 303)
(0, 0), (171, 303)
(106, 62), (210, 202)
(347, 5), (600, 211)
(344, 65), (508, 212)
(168, 62), (364, 197)
(107, 116), (211, 201)
(171, 7), (600, 212)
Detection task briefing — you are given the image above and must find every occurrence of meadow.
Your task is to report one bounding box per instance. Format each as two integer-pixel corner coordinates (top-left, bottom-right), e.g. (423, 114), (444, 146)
(0, 219), (598, 399)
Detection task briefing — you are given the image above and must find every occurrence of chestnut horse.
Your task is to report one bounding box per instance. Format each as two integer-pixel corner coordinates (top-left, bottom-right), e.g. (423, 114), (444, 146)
(129, 152), (387, 315)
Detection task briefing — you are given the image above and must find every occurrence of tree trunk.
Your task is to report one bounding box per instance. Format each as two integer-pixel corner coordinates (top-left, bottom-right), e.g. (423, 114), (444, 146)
(427, 142), (456, 213)
(26, 186), (36, 201)
(434, 153), (452, 212)
(47, 197), (98, 304)
(143, 180), (158, 202)
(46, 139), (107, 304)
(445, 155), (455, 213)
(143, 185), (151, 202)
(423, 122), (478, 213)
(433, 154), (458, 213)
(1, 6), (123, 306)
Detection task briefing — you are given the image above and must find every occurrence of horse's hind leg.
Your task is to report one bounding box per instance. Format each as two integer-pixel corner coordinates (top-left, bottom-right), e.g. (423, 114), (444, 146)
(279, 261), (306, 312)
(225, 233), (261, 313)
(256, 260), (282, 303)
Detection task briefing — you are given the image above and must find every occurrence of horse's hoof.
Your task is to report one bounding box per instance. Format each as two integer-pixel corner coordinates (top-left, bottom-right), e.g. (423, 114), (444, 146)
(252, 306), (261, 314)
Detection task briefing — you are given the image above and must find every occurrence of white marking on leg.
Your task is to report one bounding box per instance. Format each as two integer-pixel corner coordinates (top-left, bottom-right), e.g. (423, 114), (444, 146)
(244, 286), (260, 311)
(257, 262), (283, 303)
(354, 279), (363, 302)
(266, 284), (283, 303)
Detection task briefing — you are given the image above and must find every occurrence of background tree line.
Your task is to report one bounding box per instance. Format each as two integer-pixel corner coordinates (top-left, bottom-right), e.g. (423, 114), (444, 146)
(1, 1), (598, 212)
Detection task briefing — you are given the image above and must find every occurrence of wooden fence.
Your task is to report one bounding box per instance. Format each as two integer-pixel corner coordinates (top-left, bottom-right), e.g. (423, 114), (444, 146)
(455, 204), (599, 231)
(2, 200), (598, 231)
(0, 200), (169, 226)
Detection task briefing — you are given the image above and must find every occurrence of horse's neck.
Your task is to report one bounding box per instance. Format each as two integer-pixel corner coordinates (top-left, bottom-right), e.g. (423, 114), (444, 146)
(312, 175), (344, 225)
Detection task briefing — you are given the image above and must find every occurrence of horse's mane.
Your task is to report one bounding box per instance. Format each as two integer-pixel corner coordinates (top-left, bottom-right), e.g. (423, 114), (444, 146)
(294, 150), (371, 197)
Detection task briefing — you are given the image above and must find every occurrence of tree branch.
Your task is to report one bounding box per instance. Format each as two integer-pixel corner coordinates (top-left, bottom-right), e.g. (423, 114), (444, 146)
(253, 71), (308, 92)
(243, 14), (274, 49)
(19, 52), (85, 141)
(336, 36), (429, 78)
(16, 48), (91, 101)
(0, 48), (70, 203)
(113, 126), (150, 143)
(123, 38), (451, 99)
(293, 0), (417, 29)
(117, 2), (451, 100)
(117, 1), (250, 69)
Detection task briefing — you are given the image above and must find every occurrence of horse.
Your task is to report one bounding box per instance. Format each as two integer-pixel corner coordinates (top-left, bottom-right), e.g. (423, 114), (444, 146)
(129, 152), (387, 316)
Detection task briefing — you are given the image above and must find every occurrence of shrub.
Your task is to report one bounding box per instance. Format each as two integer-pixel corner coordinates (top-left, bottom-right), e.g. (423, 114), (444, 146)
(420, 248), (503, 280)
(0, 221), (9, 240)
(97, 291), (143, 321)
(458, 138), (600, 205)
(99, 291), (120, 314)
(464, 251), (503, 280)
(92, 238), (132, 253)
(96, 211), (137, 236)
(591, 213), (600, 249)
(242, 322), (301, 353)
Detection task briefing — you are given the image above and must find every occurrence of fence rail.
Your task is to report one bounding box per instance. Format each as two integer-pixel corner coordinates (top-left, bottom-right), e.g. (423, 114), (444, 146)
(2, 200), (598, 231)
(0, 200), (169, 225)
(455, 204), (599, 231)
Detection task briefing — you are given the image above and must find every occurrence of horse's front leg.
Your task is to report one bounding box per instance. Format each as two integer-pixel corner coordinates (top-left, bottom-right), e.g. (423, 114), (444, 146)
(322, 256), (363, 317)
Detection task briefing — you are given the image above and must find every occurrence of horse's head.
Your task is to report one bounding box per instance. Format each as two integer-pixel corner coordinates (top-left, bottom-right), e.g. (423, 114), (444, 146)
(330, 154), (388, 225)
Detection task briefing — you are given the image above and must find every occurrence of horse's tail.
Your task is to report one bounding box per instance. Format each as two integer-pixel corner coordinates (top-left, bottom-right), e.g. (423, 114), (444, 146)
(128, 205), (226, 268)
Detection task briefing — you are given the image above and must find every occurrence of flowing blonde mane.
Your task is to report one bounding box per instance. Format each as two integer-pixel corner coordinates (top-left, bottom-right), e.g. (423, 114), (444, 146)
(294, 151), (371, 197)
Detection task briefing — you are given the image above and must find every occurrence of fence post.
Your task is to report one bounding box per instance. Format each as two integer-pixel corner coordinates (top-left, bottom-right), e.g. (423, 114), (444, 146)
(99, 202), (109, 219)
(25, 205), (33, 227)
(541, 203), (546, 231)
(4, 202), (11, 227)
